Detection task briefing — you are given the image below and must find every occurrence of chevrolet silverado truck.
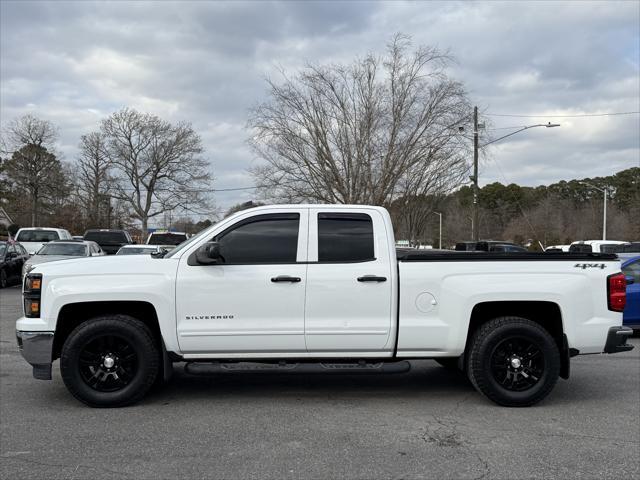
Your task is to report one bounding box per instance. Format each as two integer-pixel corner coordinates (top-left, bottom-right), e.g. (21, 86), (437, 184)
(16, 205), (633, 407)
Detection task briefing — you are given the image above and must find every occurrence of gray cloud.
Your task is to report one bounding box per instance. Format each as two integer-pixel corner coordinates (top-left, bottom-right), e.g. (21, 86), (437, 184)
(1, 0), (638, 215)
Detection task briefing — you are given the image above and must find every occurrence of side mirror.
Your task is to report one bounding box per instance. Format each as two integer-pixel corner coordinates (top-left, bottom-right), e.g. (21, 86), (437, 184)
(625, 275), (635, 285)
(195, 242), (222, 265)
(7, 252), (17, 259)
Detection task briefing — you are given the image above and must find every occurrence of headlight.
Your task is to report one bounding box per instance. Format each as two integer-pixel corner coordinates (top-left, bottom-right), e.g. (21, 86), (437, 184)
(23, 273), (42, 318)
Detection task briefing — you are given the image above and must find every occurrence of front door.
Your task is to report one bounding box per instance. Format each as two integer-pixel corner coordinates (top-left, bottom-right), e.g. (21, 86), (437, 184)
(304, 209), (394, 354)
(176, 210), (309, 355)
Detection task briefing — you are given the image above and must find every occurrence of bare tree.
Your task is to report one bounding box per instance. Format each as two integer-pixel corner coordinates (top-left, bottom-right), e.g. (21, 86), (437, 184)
(77, 132), (113, 227)
(249, 34), (471, 207)
(100, 108), (212, 234)
(1, 115), (64, 226)
(3, 114), (58, 151)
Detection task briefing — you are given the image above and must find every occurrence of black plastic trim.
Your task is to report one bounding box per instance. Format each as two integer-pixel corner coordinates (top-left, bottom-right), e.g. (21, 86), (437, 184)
(398, 251), (619, 262)
(560, 334), (570, 379)
(603, 326), (634, 353)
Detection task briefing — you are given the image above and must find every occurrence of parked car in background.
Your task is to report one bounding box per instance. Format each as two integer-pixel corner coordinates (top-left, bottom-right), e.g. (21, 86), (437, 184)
(479, 241), (528, 253)
(0, 241), (29, 288)
(146, 230), (188, 246)
(622, 256), (640, 332)
(15, 227), (73, 255)
(454, 241), (477, 251)
(116, 244), (174, 255)
(545, 245), (570, 252)
(83, 229), (134, 255)
(455, 240), (526, 252)
(615, 242), (640, 261)
(569, 240), (628, 254)
(22, 240), (104, 278)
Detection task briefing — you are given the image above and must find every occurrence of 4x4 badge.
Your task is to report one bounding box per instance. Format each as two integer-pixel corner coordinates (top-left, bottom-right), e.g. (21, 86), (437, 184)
(574, 263), (606, 269)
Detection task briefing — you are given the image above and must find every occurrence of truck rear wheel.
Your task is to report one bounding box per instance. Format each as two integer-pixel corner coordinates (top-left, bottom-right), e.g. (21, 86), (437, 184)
(60, 315), (159, 407)
(466, 316), (560, 407)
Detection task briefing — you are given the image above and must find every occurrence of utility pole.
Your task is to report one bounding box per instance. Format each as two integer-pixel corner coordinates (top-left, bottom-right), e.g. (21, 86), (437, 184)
(603, 189), (607, 241)
(472, 106), (479, 241)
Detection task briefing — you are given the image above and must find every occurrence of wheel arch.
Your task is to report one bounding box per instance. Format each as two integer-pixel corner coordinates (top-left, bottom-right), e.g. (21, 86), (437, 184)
(464, 300), (570, 379)
(53, 301), (162, 361)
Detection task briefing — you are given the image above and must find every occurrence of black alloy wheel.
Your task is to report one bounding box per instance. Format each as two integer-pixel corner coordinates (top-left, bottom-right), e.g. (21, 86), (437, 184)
(489, 336), (544, 392)
(78, 334), (138, 392)
(61, 315), (159, 407)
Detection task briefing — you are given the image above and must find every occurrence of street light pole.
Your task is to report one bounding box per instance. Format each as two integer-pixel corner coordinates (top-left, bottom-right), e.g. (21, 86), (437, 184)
(467, 107), (560, 242)
(433, 211), (442, 249)
(580, 182), (608, 240)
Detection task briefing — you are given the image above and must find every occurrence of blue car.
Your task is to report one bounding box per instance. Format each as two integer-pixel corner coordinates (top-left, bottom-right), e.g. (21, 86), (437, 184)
(622, 256), (640, 331)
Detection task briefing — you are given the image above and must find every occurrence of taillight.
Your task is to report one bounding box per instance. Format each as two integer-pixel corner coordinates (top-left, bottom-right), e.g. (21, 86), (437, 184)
(607, 273), (627, 312)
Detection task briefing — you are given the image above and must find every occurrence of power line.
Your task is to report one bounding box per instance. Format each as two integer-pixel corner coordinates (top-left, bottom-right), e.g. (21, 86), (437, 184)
(112, 186), (258, 193)
(485, 111), (640, 118)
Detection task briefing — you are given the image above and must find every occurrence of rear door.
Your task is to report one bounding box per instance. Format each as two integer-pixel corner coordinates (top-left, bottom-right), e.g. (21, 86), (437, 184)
(304, 208), (394, 354)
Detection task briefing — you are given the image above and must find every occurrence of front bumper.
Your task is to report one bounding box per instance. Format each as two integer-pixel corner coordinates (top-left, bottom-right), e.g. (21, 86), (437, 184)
(16, 331), (54, 380)
(603, 326), (634, 354)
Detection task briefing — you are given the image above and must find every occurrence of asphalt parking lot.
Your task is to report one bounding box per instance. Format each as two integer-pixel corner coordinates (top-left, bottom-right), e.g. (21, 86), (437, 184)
(1, 285), (639, 480)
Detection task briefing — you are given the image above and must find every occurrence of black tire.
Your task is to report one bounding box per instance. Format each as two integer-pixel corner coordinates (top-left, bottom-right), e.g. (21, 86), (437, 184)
(466, 316), (560, 407)
(435, 357), (461, 370)
(0, 269), (7, 288)
(60, 315), (160, 407)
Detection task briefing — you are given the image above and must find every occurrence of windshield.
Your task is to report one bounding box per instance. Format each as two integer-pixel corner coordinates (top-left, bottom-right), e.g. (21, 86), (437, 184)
(164, 225), (215, 258)
(84, 231), (128, 244)
(148, 233), (187, 245)
(38, 243), (87, 256)
(117, 247), (155, 255)
(16, 230), (59, 242)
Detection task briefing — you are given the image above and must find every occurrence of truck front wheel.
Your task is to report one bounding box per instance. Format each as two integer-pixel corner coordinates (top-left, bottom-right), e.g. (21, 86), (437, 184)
(466, 316), (560, 407)
(60, 315), (160, 407)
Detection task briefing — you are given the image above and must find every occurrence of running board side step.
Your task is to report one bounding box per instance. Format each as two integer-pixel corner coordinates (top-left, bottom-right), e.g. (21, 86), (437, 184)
(184, 360), (411, 376)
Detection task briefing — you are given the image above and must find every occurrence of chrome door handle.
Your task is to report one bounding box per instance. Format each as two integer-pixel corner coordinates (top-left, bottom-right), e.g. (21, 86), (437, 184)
(357, 275), (387, 282)
(271, 275), (302, 283)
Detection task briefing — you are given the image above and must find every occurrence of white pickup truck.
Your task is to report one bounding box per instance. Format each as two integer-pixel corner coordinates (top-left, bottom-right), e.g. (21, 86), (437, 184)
(16, 205), (633, 408)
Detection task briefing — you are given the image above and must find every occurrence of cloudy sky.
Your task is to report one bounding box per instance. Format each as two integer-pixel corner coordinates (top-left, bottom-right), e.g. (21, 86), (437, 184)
(1, 0), (639, 214)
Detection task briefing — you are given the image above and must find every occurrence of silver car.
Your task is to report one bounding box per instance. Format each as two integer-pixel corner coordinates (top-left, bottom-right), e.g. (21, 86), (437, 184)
(22, 240), (105, 278)
(115, 244), (174, 256)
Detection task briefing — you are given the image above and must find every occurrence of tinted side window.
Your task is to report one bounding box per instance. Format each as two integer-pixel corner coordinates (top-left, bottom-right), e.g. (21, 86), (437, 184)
(216, 214), (299, 264)
(318, 213), (374, 262)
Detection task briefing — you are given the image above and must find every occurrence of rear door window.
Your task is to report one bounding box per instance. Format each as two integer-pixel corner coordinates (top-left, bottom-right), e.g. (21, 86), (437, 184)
(317, 213), (374, 262)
